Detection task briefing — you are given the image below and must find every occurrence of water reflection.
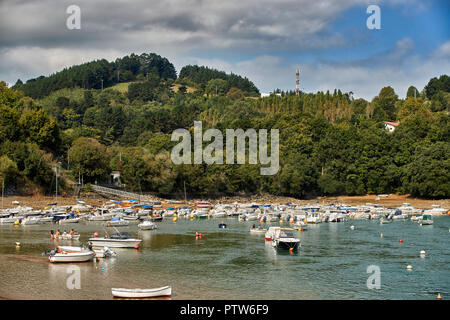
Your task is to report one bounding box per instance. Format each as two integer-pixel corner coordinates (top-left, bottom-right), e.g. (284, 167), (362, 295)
(1, 217), (449, 299)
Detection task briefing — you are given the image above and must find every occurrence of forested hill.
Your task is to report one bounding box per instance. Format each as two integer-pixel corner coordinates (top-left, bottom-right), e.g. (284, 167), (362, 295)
(178, 65), (260, 96)
(12, 53), (260, 99)
(1, 58), (449, 198)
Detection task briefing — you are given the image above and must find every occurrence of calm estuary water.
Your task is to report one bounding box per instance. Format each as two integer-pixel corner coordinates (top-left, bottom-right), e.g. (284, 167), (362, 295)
(0, 217), (449, 299)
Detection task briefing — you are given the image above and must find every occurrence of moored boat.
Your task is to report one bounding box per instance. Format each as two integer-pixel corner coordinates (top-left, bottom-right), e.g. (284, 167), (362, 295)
(271, 228), (300, 251)
(138, 220), (157, 230)
(419, 214), (434, 226)
(46, 246), (94, 263)
(89, 232), (142, 248)
(111, 286), (172, 298)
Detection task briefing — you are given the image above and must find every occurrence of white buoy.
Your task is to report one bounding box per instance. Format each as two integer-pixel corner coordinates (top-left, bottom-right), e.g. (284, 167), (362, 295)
(407, 265), (413, 270)
(350, 225), (355, 230)
(420, 250), (426, 257)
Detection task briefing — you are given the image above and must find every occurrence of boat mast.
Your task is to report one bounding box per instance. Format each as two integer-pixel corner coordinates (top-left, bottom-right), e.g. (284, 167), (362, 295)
(1, 177), (4, 209)
(55, 166), (58, 204)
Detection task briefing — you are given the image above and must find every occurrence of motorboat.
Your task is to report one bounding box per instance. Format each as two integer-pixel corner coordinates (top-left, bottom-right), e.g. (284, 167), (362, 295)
(106, 217), (130, 227)
(151, 213), (163, 222)
(57, 233), (81, 240)
(88, 211), (116, 221)
(245, 214), (259, 221)
(39, 216), (55, 223)
(122, 214), (140, 221)
(59, 217), (81, 224)
(390, 209), (408, 220)
(211, 210), (227, 218)
(265, 226), (279, 241)
(271, 228), (301, 251)
(419, 214), (434, 226)
(89, 231), (142, 248)
(21, 216), (40, 225)
(293, 220), (307, 229)
(380, 217), (392, 224)
(111, 286), (172, 298)
(45, 246), (94, 263)
(306, 213), (322, 224)
(250, 226), (266, 234)
(0, 216), (21, 224)
(93, 246), (117, 258)
(424, 205), (448, 216)
(195, 202), (212, 208)
(138, 220), (157, 230)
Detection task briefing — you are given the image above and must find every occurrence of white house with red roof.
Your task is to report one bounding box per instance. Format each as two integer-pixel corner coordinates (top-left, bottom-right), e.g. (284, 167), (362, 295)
(383, 121), (399, 132)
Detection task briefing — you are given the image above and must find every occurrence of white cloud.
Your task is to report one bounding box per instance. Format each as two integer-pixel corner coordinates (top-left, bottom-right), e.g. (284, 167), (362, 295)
(0, 0), (442, 99)
(184, 39), (450, 100)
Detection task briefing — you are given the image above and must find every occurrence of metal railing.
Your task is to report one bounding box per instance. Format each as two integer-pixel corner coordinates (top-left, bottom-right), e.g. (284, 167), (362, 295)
(90, 185), (156, 202)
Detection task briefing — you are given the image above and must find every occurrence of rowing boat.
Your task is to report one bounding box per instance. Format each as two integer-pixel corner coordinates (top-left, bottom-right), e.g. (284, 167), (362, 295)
(111, 286), (171, 298)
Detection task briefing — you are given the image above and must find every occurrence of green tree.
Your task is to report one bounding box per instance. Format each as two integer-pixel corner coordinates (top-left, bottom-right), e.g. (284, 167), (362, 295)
(68, 137), (110, 182)
(206, 79), (228, 96)
(0, 155), (19, 185)
(406, 86), (419, 98)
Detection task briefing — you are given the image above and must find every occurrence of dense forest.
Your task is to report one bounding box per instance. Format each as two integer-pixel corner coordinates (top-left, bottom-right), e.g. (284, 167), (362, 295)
(1, 53), (449, 198)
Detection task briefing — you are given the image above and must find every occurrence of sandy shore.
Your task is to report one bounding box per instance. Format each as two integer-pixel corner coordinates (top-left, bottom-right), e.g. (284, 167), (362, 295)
(0, 193), (448, 211)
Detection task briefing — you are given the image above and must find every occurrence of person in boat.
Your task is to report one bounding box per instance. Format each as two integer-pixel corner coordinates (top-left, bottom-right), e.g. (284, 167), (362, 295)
(50, 230), (54, 240)
(69, 229), (74, 236)
(88, 242), (93, 251)
(56, 229), (61, 239)
(63, 230), (68, 237)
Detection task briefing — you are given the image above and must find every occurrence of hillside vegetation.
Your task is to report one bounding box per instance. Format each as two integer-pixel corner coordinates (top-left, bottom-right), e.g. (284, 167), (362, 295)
(1, 53), (449, 198)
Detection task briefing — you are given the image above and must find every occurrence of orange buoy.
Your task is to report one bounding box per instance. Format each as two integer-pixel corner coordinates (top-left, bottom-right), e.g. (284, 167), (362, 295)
(289, 248), (293, 254)
(437, 293), (442, 300)
(399, 239), (403, 243)
(134, 244), (140, 249)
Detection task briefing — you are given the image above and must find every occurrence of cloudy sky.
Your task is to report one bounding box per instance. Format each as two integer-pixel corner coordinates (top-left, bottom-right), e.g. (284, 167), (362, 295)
(0, 0), (449, 100)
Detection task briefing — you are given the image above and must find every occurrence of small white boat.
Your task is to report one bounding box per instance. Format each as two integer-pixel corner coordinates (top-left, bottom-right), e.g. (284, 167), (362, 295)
(419, 214), (434, 226)
(122, 215), (140, 221)
(89, 232), (142, 248)
(111, 286), (172, 298)
(306, 213), (322, 224)
(21, 217), (40, 225)
(250, 227), (266, 234)
(59, 217), (81, 224)
(0, 217), (20, 224)
(93, 246), (117, 258)
(211, 211), (227, 218)
(88, 212), (116, 221)
(48, 247), (94, 263)
(138, 220), (157, 230)
(293, 220), (307, 229)
(59, 233), (81, 240)
(39, 216), (54, 223)
(265, 226), (279, 241)
(106, 218), (130, 227)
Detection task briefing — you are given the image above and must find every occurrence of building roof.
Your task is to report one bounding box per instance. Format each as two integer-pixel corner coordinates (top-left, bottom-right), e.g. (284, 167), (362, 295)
(383, 121), (399, 126)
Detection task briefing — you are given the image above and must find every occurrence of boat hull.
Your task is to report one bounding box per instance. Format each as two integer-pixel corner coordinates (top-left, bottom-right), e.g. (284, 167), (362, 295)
(112, 286), (171, 298)
(274, 240), (300, 251)
(49, 251), (94, 263)
(89, 238), (142, 248)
